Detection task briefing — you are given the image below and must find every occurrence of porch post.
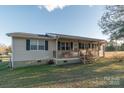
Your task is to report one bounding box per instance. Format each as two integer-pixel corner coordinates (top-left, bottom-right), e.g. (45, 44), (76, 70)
(103, 44), (105, 57)
(78, 40), (80, 57)
(83, 43), (86, 64)
(98, 42), (100, 57)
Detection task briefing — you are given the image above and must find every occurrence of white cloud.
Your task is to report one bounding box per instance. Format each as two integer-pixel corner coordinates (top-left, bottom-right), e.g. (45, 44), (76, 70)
(38, 5), (66, 12)
(89, 5), (94, 7)
(38, 5), (42, 10)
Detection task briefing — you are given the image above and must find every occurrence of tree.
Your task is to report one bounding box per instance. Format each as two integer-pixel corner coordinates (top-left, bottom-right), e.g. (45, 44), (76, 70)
(98, 5), (124, 40)
(5, 46), (12, 54)
(120, 43), (124, 51)
(0, 44), (11, 55)
(105, 40), (116, 51)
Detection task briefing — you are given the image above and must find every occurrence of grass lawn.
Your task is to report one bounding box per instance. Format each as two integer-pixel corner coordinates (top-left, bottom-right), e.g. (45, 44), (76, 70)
(0, 58), (124, 88)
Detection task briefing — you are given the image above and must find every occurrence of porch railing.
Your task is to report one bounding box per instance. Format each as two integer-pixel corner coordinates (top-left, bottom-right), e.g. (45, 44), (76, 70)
(53, 50), (79, 59)
(53, 49), (99, 59)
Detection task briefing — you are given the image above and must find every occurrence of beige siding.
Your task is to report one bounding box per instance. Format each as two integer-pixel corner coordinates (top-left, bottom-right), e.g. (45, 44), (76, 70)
(12, 37), (56, 62)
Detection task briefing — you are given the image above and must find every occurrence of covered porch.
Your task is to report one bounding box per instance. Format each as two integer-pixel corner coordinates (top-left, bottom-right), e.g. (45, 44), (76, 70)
(52, 37), (105, 65)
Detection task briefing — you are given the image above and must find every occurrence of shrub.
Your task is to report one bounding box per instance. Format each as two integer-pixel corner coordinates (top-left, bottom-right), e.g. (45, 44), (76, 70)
(48, 60), (54, 65)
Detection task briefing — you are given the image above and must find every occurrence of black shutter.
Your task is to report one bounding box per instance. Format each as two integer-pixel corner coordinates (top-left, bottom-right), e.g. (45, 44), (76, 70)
(58, 41), (60, 50)
(45, 40), (48, 50)
(26, 39), (30, 50)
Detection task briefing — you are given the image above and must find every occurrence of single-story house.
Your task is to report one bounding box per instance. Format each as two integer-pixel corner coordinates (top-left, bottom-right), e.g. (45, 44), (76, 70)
(7, 32), (106, 68)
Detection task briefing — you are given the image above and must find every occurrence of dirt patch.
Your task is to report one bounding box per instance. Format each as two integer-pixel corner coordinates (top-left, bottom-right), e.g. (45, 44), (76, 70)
(105, 51), (124, 58)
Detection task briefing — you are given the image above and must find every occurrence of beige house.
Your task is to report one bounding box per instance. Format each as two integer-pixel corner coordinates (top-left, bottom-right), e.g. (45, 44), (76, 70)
(7, 32), (106, 68)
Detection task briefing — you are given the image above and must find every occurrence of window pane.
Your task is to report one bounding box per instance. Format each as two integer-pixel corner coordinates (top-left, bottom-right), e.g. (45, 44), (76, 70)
(85, 44), (88, 49)
(93, 44), (97, 48)
(71, 42), (73, 50)
(39, 45), (44, 50)
(31, 40), (37, 44)
(82, 43), (84, 49)
(68, 42), (71, 50)
(39, 40), (45, 50)
(31, 45), (37, 50)
(66, 42), (69, 50)
(30, 40), (37, 50)
(61, 42), (65, 50)
(66, 42), (71, 50)
(92, 44), (94, 48)
(88, 43), (90, 48)
(79, 43), (85, 49)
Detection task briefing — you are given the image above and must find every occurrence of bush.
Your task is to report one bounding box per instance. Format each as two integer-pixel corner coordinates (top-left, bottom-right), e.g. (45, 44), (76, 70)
(48, 60), (54, 65)
(105, 45), (116, 51)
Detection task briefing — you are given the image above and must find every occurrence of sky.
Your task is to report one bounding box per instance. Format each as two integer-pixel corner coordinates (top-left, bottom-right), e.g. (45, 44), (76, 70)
(0, 5), (108, 45)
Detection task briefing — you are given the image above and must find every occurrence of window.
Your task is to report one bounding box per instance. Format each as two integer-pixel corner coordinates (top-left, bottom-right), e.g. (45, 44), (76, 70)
(30, 40), (37, 50)
(92, 44), (97, 49)
(88, 43), (91, 48)
(85, 44), (88, 49)
(66, 42), (69, 50)
(79, 43), (84, 49)
(58, 41), (73, 51)
(92, 44), (94, 48)
(71, 42), (73, 50)
(82, 43), (85, 49)
(95, 44), (97, 48)
(79, 43), (81, 49)
(61, 42), (65, 50)
(66, 42), (71, 50)
(38, 40), (45, 50)
(29, 39), (46, 50)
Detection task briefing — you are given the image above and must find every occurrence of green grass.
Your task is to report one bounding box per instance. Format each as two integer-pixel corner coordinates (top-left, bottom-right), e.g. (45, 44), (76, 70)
(0, 58), (124, 88)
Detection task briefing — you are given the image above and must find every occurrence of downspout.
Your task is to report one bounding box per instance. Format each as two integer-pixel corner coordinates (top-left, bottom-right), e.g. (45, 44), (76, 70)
(11, 37), (14, 69)
(55, 36), (59, 64)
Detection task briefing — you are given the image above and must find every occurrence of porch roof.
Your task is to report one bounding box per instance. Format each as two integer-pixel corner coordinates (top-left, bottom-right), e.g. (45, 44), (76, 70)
(47, 33), (106, 43)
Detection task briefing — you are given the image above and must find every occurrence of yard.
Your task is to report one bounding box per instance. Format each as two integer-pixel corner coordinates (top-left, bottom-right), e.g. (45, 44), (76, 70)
(0, 57), (124, 88)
